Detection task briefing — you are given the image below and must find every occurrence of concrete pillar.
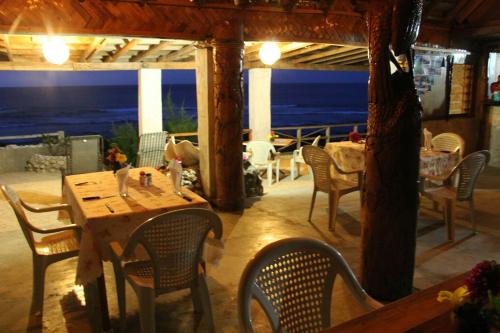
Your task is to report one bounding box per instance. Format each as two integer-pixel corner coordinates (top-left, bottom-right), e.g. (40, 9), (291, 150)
(249, 68), (272, 141)
(138, 68), (163, 135)
(195, 47), (216, 199)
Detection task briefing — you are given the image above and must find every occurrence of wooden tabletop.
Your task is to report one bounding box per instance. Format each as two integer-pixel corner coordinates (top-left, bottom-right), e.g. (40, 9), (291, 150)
(324, 273), (468, 333)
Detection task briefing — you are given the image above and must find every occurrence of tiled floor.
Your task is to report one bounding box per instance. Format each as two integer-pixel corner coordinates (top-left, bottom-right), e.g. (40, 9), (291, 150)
(0, 165), (499, 332)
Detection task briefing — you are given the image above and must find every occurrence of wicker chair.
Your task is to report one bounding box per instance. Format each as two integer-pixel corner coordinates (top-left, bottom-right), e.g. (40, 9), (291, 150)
(431, 133), (465, 158)
(290, 135), (321, 181)
(420, 150), (490, 241)
(238, 238), (381, 333)
(110, 208), (223, 333)
(246, 141), (281, 187)
(302, 145), (363, 231)
(136, 131), (168, 168)
(0, 184), (80, 315)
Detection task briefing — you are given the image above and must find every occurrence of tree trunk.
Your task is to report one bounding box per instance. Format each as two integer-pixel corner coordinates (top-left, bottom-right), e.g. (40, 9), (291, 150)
(212, 20), (245, 211)
(361, 0), (423, 300)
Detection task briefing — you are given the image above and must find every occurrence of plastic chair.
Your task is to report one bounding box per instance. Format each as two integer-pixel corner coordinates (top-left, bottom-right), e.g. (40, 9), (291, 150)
(290, 135), (321, 181)
(302, 145), (363, 231)
(110, 208), (223, 333)
(431, 133), (465, 158)
(0, 184), (80, 315)
(137, 131), (168, 168)
(238, 237), (381, 333)
(246, 141), (281, 187)
(420, 150), (490, 241)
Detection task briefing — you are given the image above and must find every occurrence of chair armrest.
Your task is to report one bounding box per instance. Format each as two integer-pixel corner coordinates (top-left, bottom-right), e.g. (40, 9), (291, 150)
(420, 173), (449, 182)
(110, 241), (124, 260)
(35, 223), (80, 234)
(272, 151), (281, 160)
(21, 201), (72, 214)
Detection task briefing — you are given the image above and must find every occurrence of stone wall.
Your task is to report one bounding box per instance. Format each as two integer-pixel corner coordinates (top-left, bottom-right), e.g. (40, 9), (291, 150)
(25, 154), (67, 173)
(0, 144), (50, 173)
(449, 64), (473, 115)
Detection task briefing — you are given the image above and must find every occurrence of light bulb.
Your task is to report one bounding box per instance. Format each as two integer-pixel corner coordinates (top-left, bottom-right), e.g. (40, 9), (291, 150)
(259, 42), (281, 66)
(43, 37), (70, 65)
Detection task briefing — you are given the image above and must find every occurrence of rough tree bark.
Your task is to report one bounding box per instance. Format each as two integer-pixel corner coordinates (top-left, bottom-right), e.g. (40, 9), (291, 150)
(212, 20), (245, 211)
(361, 0), (424, 300)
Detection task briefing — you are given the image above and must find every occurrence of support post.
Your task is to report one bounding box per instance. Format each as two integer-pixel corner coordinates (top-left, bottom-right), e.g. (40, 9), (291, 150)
(361, 0), (423, 300)
(212, 20), (245, 211)
(138, 68), (163, 135)
(249, 68), (272, 141)
(195, 46), (216, 200)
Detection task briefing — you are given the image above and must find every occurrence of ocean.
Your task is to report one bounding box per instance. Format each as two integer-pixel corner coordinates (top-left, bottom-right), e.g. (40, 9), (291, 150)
(0, 83), (368, 144)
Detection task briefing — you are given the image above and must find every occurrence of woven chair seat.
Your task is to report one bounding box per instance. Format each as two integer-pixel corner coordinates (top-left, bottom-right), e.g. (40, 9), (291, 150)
(36, 230), (79, 256)
(330, 178), (358, 193)
(423, 186), (456, 201)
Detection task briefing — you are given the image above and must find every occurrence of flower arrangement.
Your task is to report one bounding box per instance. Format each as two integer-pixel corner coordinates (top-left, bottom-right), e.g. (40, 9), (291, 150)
(268, 131), (279, 142)
(438, 260), (500, 332)
(105, 144), (128, 173)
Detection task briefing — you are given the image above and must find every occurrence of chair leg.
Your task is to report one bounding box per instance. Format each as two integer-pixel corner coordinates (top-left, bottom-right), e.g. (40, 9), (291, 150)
(308, 190), (317, 222)
(290, 159), (296, 181)
(444, 199), (456, 241)
(198, 275), (215, 333)
(276, 159), (280, 183)
(191, 285), (202, 314)
(137, 288), (156, 333)
(112, 262), (126, 332)
(267, 164), (272, 187)
(31, 256), (46, 316)
(328, 191), (340, 231)
(469, 200), (476, 234)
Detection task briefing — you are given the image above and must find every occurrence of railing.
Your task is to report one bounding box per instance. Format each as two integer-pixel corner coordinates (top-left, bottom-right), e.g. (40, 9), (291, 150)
(0, 131), (65, 143)
(168, 123), (367, 152)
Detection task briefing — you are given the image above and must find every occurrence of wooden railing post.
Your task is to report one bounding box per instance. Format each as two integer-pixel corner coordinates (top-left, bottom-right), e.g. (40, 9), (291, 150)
(296, 128), (302, 149)
(325, 127), (331, 143)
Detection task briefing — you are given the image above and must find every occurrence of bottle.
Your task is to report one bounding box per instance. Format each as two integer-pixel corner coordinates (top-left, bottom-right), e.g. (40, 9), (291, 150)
(139, 171), (146, 186)
(146, 173), (152, 187)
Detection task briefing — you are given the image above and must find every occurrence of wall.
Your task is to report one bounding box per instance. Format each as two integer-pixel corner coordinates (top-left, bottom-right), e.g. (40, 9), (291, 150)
(449, 64), (473, 115)
(0, 145), (50, 173)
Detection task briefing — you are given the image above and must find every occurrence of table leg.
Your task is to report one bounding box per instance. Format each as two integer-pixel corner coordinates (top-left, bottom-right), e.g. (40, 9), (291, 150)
(445, 198), (456, 242)
(97, 274), (112, 332)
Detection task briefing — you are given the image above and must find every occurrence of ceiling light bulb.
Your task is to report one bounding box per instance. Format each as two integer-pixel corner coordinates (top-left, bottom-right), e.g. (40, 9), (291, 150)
(259, 42), (281, 66)
(43, 37), (70, 65)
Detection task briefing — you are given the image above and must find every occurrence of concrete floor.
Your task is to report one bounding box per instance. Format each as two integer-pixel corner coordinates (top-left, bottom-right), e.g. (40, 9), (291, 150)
(0, 163), (499, 332)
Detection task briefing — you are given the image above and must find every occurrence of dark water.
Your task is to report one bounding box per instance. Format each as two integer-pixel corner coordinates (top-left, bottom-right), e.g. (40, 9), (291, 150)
(0, 83), (368, 144)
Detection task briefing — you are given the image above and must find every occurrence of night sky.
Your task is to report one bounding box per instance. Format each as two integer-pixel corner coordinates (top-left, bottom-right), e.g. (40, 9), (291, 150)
(0, 69), (368, 87)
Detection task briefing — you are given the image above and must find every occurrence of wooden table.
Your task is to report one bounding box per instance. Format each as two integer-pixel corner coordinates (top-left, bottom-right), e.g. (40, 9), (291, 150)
(323, 273), (467, 333)
(64, 167), (210, 330)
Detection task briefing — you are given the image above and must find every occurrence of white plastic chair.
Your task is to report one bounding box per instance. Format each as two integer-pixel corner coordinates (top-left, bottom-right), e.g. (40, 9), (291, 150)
(0, 184), (80, 315)
(246, 141), (280, 187)
(290, 135), (321, 181)
(137, 131), (168, 168)
(238, 238), (381, 333)
(110, 208), (222, 333)
(431, 133), (465, 159)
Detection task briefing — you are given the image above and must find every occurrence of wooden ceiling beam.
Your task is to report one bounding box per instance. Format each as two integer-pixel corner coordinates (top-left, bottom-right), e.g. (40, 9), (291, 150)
(331, 54), (369, 65)
(455, 0), (486, 24)
(0, 61), (196, 71)
(81, 37), (107, 62)
(130, 40), (170, 62)
(245, 60), (368, 72)
(158, 44), (196, 62)
(279, 44), (332, 60)
(104, 39), (139, 63)
(244, 42), (314, 63)
(290, 45), (361, 64)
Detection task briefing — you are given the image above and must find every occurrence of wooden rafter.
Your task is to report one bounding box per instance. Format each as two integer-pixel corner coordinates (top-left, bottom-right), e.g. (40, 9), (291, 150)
(455, 0), (486, 24)
(280, 44), (332, 60)
(130, 40), (170, 62)
(81, 37), (107, 62)
(245, 60), (367, 72)
(105, 39), (139, 63)
(312, 48), (367, 64)
(331, 53), (368, 65)
(0, 61), (196, 71)
(158, 44), (196, 62)
(2, 35), (13, 61)
(244, 42), (313, 63)
(290, 45), (361, 64)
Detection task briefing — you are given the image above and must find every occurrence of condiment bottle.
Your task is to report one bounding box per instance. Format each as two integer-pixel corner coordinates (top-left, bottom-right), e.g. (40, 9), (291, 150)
(146, 173), (152, 186)
(140, 171), (146, 186)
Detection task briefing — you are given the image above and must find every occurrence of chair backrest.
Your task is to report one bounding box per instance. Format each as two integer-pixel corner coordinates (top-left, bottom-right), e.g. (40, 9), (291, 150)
(247, 141), (276, 165)
(238, 238), (377, 333)
(451, 150), (489, 201)
(431, 133), (464, 158)
(122, 208), (222, 295)
(303, 145), (332, 192)
(311, 135), (321, 147)
(0, 185), (36, 252)
(137, 131), (168, 168)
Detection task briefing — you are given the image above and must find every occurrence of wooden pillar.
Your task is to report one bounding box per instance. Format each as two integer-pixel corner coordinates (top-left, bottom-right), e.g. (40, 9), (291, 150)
(212, 20), (244, 211)
(249, 68), (272, 141)
(195, 46), (216, 200)
(361, 0), (423, 301)
(138, 68), (163, 135)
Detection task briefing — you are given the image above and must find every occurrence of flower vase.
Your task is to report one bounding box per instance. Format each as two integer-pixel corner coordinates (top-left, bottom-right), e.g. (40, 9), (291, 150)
(169, 159), (183, 194)
(115, 165), (130, 197)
